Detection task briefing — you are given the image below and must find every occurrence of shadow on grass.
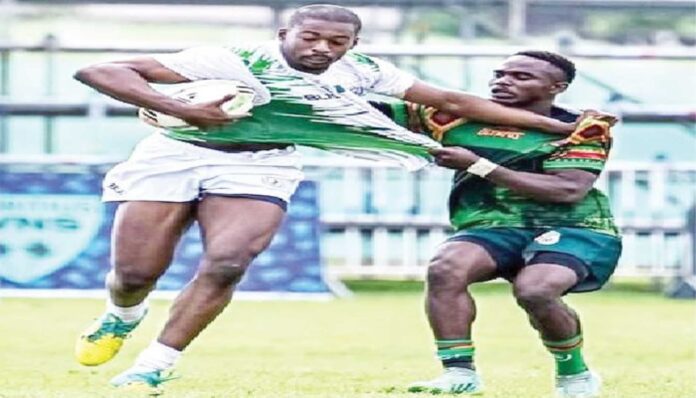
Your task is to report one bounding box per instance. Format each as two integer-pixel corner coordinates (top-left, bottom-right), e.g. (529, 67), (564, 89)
(343, 277), (673, 297)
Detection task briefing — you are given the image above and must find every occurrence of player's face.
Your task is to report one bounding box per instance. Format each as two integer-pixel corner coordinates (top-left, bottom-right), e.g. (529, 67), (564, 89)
(488, 55), (568, 107)
(279, 18), (358, 74)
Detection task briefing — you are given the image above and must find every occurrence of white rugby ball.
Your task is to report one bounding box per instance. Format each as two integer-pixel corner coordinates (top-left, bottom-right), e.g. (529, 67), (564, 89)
(138, 79), (255, 130)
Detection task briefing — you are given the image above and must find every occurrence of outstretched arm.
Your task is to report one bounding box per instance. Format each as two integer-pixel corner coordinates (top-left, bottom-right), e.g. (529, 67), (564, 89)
(430, 147), (597, 204)
(74, 57), (236, 129)
(402, 80), (575, 135)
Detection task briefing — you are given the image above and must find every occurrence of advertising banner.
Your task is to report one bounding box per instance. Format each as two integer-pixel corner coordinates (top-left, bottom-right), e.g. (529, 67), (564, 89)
(0, 163), (336, 298)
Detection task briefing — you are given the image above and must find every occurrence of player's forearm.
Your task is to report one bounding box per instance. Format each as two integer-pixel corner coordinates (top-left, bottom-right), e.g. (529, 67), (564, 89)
(485, 167), (588, 204)
(441, 91), (573, 135)
(74, 65), (188, 116)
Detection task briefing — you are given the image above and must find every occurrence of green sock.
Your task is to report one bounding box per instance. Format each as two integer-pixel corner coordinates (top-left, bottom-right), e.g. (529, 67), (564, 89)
(544, 335), (588, 376)
(436, 339), (475, 369)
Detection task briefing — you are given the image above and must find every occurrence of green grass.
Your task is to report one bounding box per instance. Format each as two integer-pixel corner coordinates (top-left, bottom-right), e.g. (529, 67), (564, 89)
(0, 283), (694, 398)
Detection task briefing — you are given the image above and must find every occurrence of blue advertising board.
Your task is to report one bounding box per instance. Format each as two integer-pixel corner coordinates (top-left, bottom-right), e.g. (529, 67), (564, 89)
(0, 163), (337, 298)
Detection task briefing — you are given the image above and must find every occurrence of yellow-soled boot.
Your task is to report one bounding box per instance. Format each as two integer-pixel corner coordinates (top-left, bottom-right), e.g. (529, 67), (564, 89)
(75, 312), (145, 366)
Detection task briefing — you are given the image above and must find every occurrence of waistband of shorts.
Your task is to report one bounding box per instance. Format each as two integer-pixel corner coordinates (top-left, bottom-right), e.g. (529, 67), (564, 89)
(183, 140), (293, 153)
(155, 133), (295, 156)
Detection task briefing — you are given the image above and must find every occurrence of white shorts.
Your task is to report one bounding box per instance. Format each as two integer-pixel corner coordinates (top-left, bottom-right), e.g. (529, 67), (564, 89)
(102, 134), (304, 203)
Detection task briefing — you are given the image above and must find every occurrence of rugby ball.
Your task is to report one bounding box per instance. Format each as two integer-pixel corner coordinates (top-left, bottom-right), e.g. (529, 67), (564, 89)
(138, 79), (255, 130)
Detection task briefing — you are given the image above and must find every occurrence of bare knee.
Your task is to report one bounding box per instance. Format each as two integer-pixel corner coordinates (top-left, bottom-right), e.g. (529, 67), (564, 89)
(110, 265), (161, 293)
(514, 264), (577, 312)
(513, 281), (558, 311)
(198, 247), (262, 288)
(427, 252), (477, 293)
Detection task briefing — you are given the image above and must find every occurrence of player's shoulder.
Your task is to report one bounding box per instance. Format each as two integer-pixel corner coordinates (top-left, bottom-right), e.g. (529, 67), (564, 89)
(341, 51), (391, 75)
(221, 42), (280, 72)
(221, 42), (269, 59)
(172, 45), (252, 65)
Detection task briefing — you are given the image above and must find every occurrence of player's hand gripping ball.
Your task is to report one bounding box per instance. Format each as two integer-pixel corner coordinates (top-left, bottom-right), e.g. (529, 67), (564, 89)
(138, 79), (255, 131)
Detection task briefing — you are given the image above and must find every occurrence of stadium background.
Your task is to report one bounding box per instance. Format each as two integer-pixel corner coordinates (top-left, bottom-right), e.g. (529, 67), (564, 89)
(0, 1), (694, 397)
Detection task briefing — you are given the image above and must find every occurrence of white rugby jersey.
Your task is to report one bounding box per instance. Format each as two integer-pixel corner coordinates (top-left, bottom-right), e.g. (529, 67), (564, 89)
(151, 42), (440, 170)
(153, 41), (415, 103)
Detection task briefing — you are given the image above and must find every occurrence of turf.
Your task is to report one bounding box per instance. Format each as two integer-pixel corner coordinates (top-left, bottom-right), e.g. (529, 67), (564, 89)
(0, 282), (693, 398)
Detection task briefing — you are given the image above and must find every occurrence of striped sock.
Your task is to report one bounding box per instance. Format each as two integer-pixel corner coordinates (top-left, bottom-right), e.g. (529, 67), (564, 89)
(436, 339), (475, 370)
(544, 334), (588, 376)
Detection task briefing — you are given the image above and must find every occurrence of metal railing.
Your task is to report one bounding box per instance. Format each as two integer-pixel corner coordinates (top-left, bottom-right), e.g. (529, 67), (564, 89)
(2, 40), (695, 59)
(1, 39), (695, 152)
(1, 155), (692, 280)
(300, 159), (696, 280)
(1, 38), (696, 98)
(2, 100), (694, 123)
(0, 40), (694, 281)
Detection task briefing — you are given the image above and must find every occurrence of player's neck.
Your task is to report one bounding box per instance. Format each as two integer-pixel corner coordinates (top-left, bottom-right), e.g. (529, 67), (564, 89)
(286, 59), (327, 75)
(517, 100), (554, 117)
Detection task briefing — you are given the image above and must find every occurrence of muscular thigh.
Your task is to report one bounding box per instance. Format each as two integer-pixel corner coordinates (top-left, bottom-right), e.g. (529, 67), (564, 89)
(513, 263), (578, 297)
(112, 201), (194, 271)
(447, 228), (534, 280)
(430, 241), (499, 284)
(522, 227), (622, 293)
(196, 195), (286, 261)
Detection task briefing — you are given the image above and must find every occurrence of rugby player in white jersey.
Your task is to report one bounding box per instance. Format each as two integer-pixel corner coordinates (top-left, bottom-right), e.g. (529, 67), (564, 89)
(73, 4), (579, 394)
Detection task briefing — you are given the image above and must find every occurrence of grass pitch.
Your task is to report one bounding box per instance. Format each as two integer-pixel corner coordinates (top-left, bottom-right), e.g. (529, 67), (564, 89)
(0, 282), (693, 398)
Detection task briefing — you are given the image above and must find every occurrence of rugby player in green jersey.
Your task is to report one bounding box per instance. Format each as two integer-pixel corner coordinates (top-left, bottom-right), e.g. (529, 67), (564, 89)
(398, 51), (621, 397)
(72, 5), (584, 394)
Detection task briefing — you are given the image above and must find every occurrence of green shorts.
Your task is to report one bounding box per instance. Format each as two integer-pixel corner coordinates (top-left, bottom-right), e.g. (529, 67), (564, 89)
(449, 227), (622, 293)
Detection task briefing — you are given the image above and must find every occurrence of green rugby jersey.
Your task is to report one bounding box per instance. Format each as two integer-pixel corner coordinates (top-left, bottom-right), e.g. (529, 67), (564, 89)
(374, 101), (619, 236)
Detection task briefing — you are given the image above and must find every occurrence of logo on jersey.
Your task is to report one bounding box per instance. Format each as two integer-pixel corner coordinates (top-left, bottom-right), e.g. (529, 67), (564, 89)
(303, 92), (341, 101)
(262, 176), (285, 189)
(535, 230), (561, 245)
(477, 128), (525, 140)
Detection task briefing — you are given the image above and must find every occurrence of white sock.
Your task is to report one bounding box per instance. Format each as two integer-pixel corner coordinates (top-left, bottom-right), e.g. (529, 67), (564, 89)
(106, 298), (148, 323)
(131, 341), (182, 373)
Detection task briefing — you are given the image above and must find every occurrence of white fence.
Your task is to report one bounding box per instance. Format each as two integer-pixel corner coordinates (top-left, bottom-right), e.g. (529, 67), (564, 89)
(0, 156), (693, 281)
(304, 159), (696, 280)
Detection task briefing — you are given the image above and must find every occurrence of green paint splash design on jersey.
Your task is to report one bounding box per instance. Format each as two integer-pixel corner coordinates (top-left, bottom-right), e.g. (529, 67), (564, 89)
(160, 46), (440, 169)
(347, 52), (380, 72)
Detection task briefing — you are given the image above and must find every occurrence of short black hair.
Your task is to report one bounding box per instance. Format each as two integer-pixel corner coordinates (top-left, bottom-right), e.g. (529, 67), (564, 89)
(514, 50), (576, 83)
(288, 4), (362, 35)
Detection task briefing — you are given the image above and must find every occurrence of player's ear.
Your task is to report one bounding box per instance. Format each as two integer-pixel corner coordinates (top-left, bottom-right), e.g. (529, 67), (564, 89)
(351, 37), (359, 49)
(278, 29), (287, 41)
(550, 81), (569, 95)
